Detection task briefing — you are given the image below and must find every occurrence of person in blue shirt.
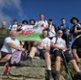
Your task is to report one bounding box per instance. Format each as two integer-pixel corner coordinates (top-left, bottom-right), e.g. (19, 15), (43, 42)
(58, 18), (70, 47)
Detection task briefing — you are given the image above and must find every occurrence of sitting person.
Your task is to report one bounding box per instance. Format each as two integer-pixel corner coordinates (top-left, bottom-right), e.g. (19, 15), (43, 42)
(24, 29), (53, 80)
(0, 30), (25, 63)
(51, 30), (81, 80)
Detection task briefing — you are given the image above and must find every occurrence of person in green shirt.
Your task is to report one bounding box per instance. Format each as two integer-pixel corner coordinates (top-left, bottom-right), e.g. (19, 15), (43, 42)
(0, 21), (10, 49)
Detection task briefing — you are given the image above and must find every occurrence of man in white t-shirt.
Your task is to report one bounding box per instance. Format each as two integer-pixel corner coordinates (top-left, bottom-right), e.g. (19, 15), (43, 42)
(9, 19), (18, 31)
(23, 29), (53, 80)
(35, 13), (48, 30)
(0, 30), (25, 63)
(51, 30), (81, 80)
(48, 19), (57, 39)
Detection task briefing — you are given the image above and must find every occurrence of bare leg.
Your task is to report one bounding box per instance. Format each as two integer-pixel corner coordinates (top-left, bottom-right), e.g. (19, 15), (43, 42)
(55, 56), (61, 71)
(44, 53), (51, 69)
(0, 54), (12, 63)
(72, 49), (80, 62)
(29, 47), (37, 58)
(0, 52), (2, 59)
(70, 59), (80, 72)
(54, 56), (62, 80)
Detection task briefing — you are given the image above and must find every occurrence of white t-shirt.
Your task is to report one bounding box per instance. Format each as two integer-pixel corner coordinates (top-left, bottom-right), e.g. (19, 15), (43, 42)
(9, 25), (18, 31)
(48, 25), (56, 37)
(51, 37), (66, 48)
(1, 37), (20, 53)
(21, 25), (34, 30)
(29, 25), (34, 29)
(35, 20), (48, 30)
(38, 37), (50, 49)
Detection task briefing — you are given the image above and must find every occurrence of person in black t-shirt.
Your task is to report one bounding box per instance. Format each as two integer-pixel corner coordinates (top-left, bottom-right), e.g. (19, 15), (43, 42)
(70, 17), (81, 63)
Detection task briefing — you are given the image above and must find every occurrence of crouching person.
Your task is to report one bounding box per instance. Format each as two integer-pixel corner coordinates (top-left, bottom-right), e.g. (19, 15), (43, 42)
(24, 29), (53, 80)
(0, 30), (25, 73)
(51, 30), (81, 80)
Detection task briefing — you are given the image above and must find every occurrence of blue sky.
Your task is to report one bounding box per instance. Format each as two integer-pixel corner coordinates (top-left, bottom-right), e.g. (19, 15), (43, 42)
(0, 0), (81, 28)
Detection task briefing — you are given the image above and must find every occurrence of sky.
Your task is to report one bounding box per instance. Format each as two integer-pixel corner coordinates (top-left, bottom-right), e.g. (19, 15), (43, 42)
(0, 0), (81, 28)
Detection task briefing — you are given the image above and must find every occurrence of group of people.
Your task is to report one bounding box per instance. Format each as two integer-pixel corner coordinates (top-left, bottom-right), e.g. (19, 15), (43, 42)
(0, 13), (81, 80)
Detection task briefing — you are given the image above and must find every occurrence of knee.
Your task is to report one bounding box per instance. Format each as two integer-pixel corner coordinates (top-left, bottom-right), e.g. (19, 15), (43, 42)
(6, 54), (12, 60)
(56, 56), (61, 62)
(0, 52), (2, 59)
(31, 47), (37, 51)
(44, 53), (50, 59)
(72, 49), (77, 54)
(69, 59), (76, 64)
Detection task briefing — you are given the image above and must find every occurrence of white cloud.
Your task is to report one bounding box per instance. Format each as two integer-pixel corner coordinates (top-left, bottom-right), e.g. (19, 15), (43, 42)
(0, 0), (25, 27)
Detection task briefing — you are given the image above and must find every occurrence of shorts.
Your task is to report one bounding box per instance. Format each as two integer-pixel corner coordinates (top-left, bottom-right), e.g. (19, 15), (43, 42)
(36, 49), (49, 58)
(71, 36), (81, 58)
(72, 36), (81, 49)
(0, 41), (4, 49)
(53, 50), (74, 62)
(49, 37), (54, 40)
(0, 51), (10, 58)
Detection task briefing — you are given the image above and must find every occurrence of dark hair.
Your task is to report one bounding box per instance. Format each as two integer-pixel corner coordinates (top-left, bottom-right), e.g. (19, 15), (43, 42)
(61, 18), (65, 21)
(49, 19), (53, 21)
(70, 17), (79, 24)
(43, 29), (49, 32)
(22, 20), (28, 24)
(29, 19), (35, 23)
(13, 19), (17, 22)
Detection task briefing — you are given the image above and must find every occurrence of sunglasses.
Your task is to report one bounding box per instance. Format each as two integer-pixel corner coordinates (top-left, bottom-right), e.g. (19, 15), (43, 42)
(58, 32), (62, 34)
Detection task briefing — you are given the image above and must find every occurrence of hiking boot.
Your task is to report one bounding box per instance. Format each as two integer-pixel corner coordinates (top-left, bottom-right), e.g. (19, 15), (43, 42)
(47, 70), (54, 80)
(73, 72), (81, 80)
(24, 56), (32, 64)
(53, 71), (61, 80)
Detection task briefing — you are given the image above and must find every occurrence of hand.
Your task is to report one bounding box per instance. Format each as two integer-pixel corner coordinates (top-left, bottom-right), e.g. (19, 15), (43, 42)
(38, 42), (43, 49)
(65, 48), (70, 51)
(39, 42), (43, 48)
(66, 29), (69, 34)
(18, 47), (25, 51)
(60, 47), (65, 51)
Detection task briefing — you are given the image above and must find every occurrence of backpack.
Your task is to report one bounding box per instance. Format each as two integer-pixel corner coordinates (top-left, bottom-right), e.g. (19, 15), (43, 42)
(10, 50), (26, 65)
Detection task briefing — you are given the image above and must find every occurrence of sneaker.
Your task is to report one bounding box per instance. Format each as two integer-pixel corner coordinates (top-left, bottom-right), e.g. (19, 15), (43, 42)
(4, 62), (10, 75)
(47, 70), (54, 80)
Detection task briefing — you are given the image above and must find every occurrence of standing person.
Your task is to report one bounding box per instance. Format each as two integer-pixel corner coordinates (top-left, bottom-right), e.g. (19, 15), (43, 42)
(0, 30), (25, 63)
(0, 21), (10, 49)
(58, 18), (70, 47)
(9, 19), (18, 31)
(24, 29), (53, 80)
(48, 19), (57, 39)
(70, 17), (81, 63)
(51, 30), (81, 80)
(35, 13), (48, 30)
(17, 20), (28, 31)
(21, 20), (29, 30)
(29, 19), (35, 28)
(26, 19), (35, 50)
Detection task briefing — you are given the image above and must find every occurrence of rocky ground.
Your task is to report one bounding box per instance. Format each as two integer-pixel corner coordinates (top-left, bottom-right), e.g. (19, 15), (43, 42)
(0, 57), (81, 80)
